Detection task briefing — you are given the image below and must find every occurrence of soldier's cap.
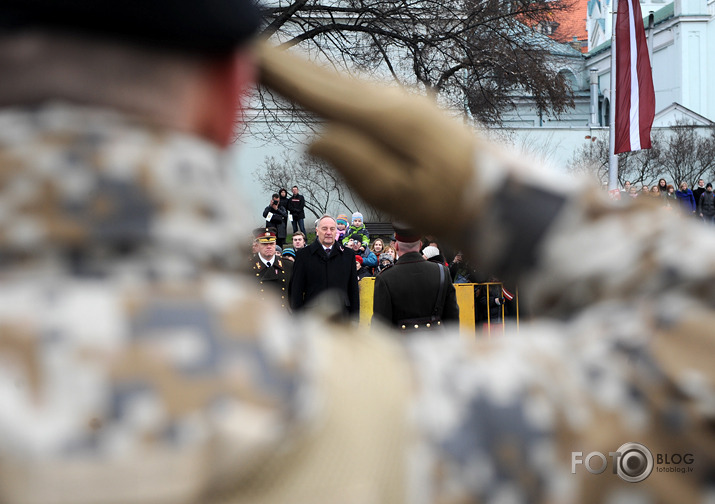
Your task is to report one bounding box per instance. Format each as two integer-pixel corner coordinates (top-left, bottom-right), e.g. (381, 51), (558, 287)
(254, 227), (277, 244)
(392, 223), (421, 243)
(0, 0), (262, 54)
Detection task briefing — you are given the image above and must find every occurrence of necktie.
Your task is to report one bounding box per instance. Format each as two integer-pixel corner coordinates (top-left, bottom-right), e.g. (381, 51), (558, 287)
(266, 261), (271, 268)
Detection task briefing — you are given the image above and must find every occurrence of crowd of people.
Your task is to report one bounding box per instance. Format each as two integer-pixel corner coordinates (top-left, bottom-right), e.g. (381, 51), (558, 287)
(622, 178), (715, 222)
(257, 203), (517, 324)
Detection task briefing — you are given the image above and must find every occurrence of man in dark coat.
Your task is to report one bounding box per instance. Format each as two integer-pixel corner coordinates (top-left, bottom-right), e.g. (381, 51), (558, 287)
(698, 182), (715, 224)
(693, 179), (707, 206)
(263, 193), (288, 248)
(251, 227), (292, 309)
(290, 215), (359, 316)
(287, 185), (307, 234)
(372, 227), (459, 331)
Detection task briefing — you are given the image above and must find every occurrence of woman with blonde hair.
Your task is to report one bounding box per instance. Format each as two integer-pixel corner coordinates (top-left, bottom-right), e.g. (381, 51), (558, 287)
(370, 237), (386, 259)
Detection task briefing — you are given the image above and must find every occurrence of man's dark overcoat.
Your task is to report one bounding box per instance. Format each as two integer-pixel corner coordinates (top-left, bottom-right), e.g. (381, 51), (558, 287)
(372, 251), (459, 329)
(290, 240), (359, 315)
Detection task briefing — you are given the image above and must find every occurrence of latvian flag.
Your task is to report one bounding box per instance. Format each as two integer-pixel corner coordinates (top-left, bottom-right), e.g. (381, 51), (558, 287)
(614, 0), (655, 154)
(502, 286), (514, 303)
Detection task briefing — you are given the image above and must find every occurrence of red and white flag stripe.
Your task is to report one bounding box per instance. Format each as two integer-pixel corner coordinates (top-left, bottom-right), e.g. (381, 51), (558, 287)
(614, 0), (655, 154)
(502, 286), (514, 302)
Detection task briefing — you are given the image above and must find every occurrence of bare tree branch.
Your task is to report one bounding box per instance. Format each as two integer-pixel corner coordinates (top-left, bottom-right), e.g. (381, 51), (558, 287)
(248, 0), (578, 141)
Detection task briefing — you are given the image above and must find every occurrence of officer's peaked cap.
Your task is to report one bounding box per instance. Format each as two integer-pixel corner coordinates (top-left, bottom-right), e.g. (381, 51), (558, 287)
(392, 222), (421, 243)
(0, 0), (263, 54)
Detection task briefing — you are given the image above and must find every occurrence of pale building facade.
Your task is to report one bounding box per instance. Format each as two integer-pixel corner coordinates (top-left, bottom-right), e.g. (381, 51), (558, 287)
(234, 0), (714, 217)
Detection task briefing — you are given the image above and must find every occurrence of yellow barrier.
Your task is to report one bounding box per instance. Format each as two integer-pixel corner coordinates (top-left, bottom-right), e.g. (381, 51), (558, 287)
(358, 276), (376, 329)
(359, 278), (518, 338)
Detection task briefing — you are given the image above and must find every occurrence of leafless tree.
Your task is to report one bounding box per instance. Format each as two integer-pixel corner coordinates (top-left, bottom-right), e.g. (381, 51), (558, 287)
(252, 152), (390, 220)
(657, 122), (715, 187)
(566, 126), (715, 189)
(244, 0), (577, 139)
(567, 136), (610, 184)
(567, 135), (661, 188)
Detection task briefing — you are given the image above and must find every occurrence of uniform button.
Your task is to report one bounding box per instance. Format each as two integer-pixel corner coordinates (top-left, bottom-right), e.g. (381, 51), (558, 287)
(260, 289), (264, 292)
(401, 325), (406, 330)
(426, 323), (431, 328)
(282, 287), (285, 291)
(256, 273), (259, 277)
(437, 321), (441, 325)
(414, 324), (419, 329)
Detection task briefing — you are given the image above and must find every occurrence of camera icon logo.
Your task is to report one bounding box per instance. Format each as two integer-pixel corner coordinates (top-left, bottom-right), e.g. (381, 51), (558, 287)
(614, 442), (654, 483)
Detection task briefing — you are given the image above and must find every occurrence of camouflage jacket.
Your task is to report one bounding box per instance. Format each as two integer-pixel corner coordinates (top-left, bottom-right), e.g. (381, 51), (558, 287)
(0, 104), (713, 504)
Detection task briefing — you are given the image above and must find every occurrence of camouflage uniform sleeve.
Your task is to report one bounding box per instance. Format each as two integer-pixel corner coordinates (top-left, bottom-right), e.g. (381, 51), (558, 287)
(0, 277), (322, 504)
(403, 147), (715, 503)
(407, 304), (715, 502)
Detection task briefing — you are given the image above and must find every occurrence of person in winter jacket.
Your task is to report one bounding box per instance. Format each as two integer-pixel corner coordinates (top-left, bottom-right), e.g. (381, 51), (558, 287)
(698, 183), (715, 224)
(342, 211), (370, 251)
(675, 182), (697, 215)
(355, 255), (372, 280)
(278, 188), (290, 211)
(348, 237), (377, 270)
(336, 214), (349, 241)
(376, 254), (394, 274)
(263, 193), (288, 247)
(287, 185), (306, 234)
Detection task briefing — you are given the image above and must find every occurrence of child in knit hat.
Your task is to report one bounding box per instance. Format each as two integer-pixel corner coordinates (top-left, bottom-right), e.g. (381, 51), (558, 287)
(282, 247), (296, 262)
(336, 214), (349, 241)
(342, 211), (370, 251)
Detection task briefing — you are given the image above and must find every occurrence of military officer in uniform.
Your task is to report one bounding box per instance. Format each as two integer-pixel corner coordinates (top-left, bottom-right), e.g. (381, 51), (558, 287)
(252, 227), (292, 309)
(373, 226), (459, 330)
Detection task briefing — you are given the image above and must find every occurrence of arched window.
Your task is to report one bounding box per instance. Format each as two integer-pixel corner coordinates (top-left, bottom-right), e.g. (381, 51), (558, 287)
(558, 69), (579, 91)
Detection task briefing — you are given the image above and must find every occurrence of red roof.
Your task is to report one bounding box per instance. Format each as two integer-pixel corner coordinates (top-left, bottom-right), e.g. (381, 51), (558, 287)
(549, 0), (589, 52)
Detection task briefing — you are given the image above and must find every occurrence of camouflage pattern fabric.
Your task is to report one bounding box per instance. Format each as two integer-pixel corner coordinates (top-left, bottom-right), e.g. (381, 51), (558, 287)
(1, 104), (714, 503)
(0, 105), (321, 503)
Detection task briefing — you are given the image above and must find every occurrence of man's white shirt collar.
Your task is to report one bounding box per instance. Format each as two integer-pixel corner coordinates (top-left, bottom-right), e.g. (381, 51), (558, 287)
(258, 253), (275, 267)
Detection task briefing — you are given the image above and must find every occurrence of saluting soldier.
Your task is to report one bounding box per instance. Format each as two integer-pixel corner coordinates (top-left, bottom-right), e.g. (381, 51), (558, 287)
(252, 227), (292, 309)
(5, 3), (715, 503)
(372, 226), (459, 331)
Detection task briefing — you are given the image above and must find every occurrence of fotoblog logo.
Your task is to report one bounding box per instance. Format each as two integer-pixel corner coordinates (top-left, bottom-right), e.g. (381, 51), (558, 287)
(572, 442), (654, 483)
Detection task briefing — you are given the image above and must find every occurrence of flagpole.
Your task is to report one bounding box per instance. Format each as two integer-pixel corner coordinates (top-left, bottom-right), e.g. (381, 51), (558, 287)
(608, 0), (619, 195)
